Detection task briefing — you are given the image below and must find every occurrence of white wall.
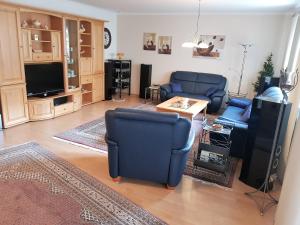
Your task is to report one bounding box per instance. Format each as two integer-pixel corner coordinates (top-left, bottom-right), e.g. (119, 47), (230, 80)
(117, 14), (288, 96)
(2, 0), (117, 59)
(275, 118), (300, 225)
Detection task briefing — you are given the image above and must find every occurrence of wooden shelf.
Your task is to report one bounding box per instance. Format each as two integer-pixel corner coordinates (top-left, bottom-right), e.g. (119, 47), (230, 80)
(82, 90), (92, 94)
(80, 32), (91, 35)
(31, 40), (51, 43)
(82, 102), (92, 106)
(80, 45), (91, 47)
(22, 27), (61, 32)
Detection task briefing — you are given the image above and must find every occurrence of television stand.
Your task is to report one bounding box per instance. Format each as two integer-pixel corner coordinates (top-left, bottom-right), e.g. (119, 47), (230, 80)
(27, 92), (82, 121)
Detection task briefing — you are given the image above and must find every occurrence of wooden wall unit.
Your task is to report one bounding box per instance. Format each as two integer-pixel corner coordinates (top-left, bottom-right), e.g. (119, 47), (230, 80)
(0, 6), (25, 86)
(28, 98), (54, 121)
(0, 3), (105, 128)
(92, 21), (104, 74)
(0, 84), (29, 127)
(80, 20), (105, 105)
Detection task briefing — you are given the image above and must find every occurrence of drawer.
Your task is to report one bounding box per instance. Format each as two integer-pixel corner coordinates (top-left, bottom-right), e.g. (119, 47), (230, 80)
(81, 75), (93, 84)
(54, 102), (74, 117)
(32, 52), (53, 61)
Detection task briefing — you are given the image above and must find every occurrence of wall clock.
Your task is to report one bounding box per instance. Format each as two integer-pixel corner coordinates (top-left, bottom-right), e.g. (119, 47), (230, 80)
(104, 27), (112, 49)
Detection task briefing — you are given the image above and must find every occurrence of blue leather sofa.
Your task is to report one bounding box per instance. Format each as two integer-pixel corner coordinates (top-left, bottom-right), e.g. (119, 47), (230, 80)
(160, 71), (227, 113)
(214, 87), (284, 158)
(105, 108), (195, 188)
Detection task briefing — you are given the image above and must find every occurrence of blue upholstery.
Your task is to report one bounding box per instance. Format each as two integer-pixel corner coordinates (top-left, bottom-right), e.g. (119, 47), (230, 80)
(105, 108), (195, 187)
(214, 86), (284, 158)
(160, 71), (227, 113)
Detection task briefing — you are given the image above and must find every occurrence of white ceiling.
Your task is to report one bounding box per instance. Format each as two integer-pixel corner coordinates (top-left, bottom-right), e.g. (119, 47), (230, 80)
(69, 0), (300, 14)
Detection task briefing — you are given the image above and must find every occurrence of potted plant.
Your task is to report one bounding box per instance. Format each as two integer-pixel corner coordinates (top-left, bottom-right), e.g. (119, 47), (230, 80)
(253, 53), (274, 93)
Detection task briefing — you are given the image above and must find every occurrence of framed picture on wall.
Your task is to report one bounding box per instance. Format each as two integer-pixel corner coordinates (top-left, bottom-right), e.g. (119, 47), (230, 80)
(143, 33), (156, 51)
(158, 36), (172, 55)
(193, 35), (226, 58)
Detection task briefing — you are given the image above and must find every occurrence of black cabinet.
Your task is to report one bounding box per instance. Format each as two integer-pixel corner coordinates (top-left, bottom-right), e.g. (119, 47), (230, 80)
(239, 97), (292, 189)
(108, 59), (131, 99)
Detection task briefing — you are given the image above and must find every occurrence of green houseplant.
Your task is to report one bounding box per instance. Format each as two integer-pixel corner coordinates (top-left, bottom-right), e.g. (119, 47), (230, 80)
(253, 53), (274, 93)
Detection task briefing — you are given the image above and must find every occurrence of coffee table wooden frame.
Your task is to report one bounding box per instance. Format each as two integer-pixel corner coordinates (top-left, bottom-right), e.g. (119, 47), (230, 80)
(156, 96), (209, 120)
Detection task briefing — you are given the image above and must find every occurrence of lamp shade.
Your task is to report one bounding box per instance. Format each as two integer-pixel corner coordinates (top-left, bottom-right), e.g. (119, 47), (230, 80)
(182, 42), (197, 48)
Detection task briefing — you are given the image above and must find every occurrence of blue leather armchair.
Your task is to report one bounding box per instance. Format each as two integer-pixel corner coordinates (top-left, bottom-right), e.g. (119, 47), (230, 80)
(160, 71), (227, 113)
(105, 108), (195, 188)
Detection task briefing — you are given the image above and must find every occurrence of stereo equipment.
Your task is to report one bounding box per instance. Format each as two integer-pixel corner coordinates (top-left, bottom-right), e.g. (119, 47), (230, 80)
(105, 61), (113, 100)
(54, 96), (68, 106)
(257, 77), (280, 95)
(139, 64), (152, 98)
(239, 97), (291, 189)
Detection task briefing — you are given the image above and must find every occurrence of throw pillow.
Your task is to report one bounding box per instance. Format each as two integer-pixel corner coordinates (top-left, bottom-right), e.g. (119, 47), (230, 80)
(205, 87), (218, 97)
(240, 104), (252, 122)
(170, 82), (183, 92)
(228, 98), (252, 109)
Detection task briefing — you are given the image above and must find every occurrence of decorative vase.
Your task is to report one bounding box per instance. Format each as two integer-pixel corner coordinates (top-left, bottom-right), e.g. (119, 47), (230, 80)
(32, 19), (41, 28)
(79, 24), (85, 33)
(21, 20), (28, 28)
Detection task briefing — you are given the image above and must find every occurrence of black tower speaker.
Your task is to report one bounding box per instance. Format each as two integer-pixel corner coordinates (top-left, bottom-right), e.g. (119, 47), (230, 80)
(139, 64), (152, 98)
(239, 97), (292, 189)
(105, 61), (113, 100)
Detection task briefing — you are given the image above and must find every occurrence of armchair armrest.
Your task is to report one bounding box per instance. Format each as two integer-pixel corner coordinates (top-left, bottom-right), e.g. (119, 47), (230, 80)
(172, 130), (195, 154)
(211, 90), (226, 98)
(168, 130), (195, 187)
(105, 135), (119, 178)
(160, 83), (172, 102)
(160, 83), (172, 93)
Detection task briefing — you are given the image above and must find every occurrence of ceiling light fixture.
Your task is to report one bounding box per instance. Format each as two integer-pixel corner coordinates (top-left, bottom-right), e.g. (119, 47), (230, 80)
(182, 0), (208, 49)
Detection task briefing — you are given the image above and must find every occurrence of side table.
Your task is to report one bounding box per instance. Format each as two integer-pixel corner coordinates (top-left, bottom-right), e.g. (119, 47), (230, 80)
(193, 120), (232, 173)
(145, 85), (160, 103)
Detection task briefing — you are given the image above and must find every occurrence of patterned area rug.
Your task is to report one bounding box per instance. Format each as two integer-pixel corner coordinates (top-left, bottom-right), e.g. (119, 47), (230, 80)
(54, 104), (238, 188)
(0, 142), (166, 225)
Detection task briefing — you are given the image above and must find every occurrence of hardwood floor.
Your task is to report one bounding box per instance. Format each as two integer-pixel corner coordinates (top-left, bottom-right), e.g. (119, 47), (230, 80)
(0, 95), (278, 225)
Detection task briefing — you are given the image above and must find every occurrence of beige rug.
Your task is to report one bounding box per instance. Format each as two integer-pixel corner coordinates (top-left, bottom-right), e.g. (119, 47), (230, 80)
(0, 142), (166, 225)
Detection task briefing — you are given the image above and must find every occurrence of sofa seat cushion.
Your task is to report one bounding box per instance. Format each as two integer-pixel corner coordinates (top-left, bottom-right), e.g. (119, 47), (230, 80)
(168, 92), (211, 103)
(218, 106), (248, 129)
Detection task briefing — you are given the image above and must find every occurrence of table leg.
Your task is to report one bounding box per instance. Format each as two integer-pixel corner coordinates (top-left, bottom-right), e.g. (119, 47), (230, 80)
(203, 107), (207, 119)
(144, 88), (148, 103)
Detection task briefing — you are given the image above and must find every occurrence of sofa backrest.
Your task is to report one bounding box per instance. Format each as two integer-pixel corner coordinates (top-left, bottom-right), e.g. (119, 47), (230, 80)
(170, 71), (227, 95)
(105, 108), (191, 182)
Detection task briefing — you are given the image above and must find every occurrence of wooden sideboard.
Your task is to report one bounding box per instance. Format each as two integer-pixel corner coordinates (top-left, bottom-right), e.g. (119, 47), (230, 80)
(0, 3), (105, 128)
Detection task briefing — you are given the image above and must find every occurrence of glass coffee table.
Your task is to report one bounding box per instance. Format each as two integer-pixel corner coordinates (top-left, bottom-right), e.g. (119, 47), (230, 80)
(156, 96), (209, 120)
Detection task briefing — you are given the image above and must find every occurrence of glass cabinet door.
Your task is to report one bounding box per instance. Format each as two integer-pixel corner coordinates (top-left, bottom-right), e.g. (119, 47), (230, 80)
(65, 19), (79, 91)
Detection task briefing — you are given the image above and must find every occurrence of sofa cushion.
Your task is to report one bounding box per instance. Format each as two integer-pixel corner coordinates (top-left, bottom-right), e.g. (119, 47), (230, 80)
(170, 82), (183, 92)
(228, 98), (252, 109)
(218, 106), (248, 127)
(240, 104), (252, 122)
(261, 87), (283, 101)
(205, 87), (218, 97)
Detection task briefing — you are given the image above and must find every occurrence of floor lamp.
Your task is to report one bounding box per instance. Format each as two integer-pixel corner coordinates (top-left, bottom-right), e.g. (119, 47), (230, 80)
(229, 43), (252, 98)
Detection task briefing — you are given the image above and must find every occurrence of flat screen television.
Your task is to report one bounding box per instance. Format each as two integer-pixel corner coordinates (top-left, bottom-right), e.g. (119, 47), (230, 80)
(25, 63), (65, 97)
